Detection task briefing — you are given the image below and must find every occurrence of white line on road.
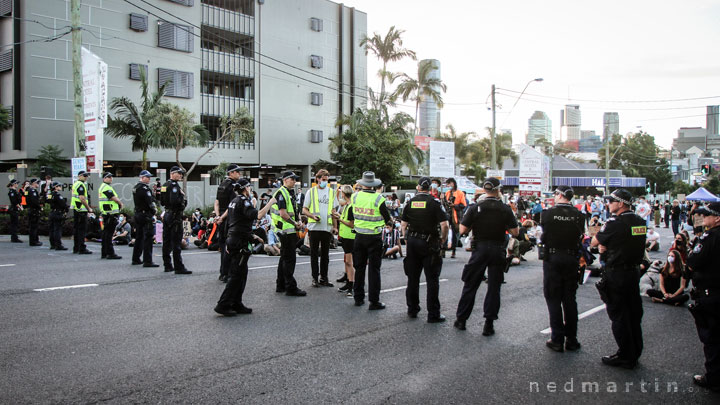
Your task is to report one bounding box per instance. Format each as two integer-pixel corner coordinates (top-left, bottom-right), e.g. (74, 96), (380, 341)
(33, 284), (99, 292)
(540, 303), (606, 334)
(0, 264), (16, 267)
(248, 259), (344, 271)
(380, 279), (449, 293)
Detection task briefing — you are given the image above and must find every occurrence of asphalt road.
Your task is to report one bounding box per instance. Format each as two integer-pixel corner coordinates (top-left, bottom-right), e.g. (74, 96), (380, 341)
(0, 225), (716, 404)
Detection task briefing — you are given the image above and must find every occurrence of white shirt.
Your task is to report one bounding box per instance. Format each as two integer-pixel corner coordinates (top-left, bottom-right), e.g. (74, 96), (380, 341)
(646, 231), (660, 242)
(636, 202), (651, 219)
(303, 186), (339, 232)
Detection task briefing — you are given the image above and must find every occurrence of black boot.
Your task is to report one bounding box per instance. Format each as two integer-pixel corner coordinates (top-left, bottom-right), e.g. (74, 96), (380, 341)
(482, 320), (495, 336)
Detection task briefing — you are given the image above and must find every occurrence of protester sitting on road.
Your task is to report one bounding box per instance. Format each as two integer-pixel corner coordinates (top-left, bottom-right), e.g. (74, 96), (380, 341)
(112, 215), (132, 245)
(382, 220), (402, 259)
(645, 227), (660, 251)
(639, 260), (663, 296)
(86, 213), (102, 242)
(671, 232), (689, 263)
(646, 249), (690, 306)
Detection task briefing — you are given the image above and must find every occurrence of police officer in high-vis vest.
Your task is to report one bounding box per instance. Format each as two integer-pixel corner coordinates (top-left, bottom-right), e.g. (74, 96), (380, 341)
(132, 170), (159, 267)
(71, 170), (93, 254)
(161, 166), (191, 275)
(98, 172), (123, 260)
(401, 177), (449, 322)
(26, 178), (43, 246)
(349, 172), (392, 310)
(7, 179), (23, 243)
(332, 185), (356, 294)
(302, 169), (339, 287)
(48, 181), (68, 250)
(271, 170), (306, 296)
(215, 163), (242, 282)
(591, 189), (646, 369)
(540, 185), (585, 352)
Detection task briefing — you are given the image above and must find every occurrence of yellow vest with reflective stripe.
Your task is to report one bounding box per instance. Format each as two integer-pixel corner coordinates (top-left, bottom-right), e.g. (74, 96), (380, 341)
(270, 186), (296, 234)
(98, 183), (120, 214)
(71, 180), (88, 212)
(338, 203), (355, 240)
(352, 191), (385, 235)
(307, 186), (334, 225)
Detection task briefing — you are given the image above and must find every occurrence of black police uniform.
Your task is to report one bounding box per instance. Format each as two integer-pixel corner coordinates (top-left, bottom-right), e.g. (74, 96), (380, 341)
(216, 177), (237, 279)
(161, 179), (189, 273)
(132, 182), (156, 265)
(7, 186), (22, 242)
(540, 202), (585, 347)
(216, 192), (257, 312)
(48, 188), (69, 249)
(274, 186), (301, 293)
(687, 221), (720, 389)
(456, 197), (518, 325)
(100, 184), (120, 259)
(595, 210), (646, 366)
(26, 187), (42, 246)
(402, 192), (447, 320)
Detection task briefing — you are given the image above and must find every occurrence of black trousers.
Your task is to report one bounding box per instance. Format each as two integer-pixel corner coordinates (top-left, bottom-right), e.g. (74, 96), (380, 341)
(9, 209), (19, 241)
(73, 211), (88, 252)
(132, 212), (155, 264)
(353, 234), (383, 304)
(309, 230), (331, 281)
(276, 233), (299, 291)
(604, 269), (644, 362)
(162, 211), (184, 271)
(102, 214), (118, 257)
(218, 221), (229, 277)
(218, 238), (251, 307)
(403, 236), (442, 317)
(49, 211), (64, 248)
(692, 295), (720, 386)
(449, 223), (459, 254)
(456, 241), (505, 321)
(543, 253), (579, 343)
(647, 289), (689, 305)
(28, 208), (40, 244)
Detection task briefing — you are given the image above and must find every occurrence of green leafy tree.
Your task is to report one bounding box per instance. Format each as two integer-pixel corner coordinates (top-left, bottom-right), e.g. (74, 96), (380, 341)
(478, 129), (517, 168)
(393, 60), (447, 135)
(210, 162), (230, 184)
(106, 66), (169, 170)
(31, 145), (71, 177)
(0, 104), (11, 131)
(598, 131), (673, 194)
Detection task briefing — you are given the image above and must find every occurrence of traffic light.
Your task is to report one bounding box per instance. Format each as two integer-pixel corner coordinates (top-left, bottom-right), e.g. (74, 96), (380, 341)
(702, 164), (711, 175)
(646, 183), (652, 193)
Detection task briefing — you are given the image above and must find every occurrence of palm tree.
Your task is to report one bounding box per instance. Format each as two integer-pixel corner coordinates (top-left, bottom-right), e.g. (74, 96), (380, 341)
(393, 60), (447, 136)
(105, 67), (169, 170)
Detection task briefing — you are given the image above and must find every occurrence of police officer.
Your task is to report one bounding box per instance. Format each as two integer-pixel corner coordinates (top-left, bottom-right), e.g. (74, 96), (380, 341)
(540, 185), (585, 352)
(26, 178), (43, 246)
(271, 170), (306, 296)
(454, 177), (519, 335)
(98, 172), (123, 260)
(132, 170), (160, 268)
(400, 177), (449, 322)
(590, 189), (646, 369)
(7, 179), (23, 243)
(214, 163), (242, 282)
(215, 179), (277, 316)
(686, 202), (720, 391)
(349, 171), (393, 310)
(161, 166), (191, 275)
(48, 181), (69, 250)
(71, 171), (93, 254)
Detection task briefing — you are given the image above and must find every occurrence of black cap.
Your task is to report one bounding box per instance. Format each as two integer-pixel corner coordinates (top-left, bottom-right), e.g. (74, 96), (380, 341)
(604, 189), (633, 206)
(226, 163), (241, 174)
(554, 185), (574, 199)
(418, 176), (431, 190)
(281, 170), (300, 181)
(233, 178), (251, 191)
(7, 179), (18, 187)
(696, 202), (720, 217)
(51, 181), (62, 188)
(103, 172), (113, 179)
(77, 170), (88, 177)
(139, 170), (152, 178)
(170, 166), (185, 174)
(482, 177), (501, 190)
(29, 178), (39, 184)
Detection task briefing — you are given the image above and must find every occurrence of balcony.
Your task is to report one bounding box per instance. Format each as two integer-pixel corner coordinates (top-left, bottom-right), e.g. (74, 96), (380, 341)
(202, 3), (254, 37)
(201, 93), (254, 118)
(201, 48), (254, 78)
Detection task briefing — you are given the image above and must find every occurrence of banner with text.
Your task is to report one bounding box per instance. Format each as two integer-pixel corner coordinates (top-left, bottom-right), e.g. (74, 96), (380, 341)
(429, 141), (455, 178)
(82, 47), (108, 172)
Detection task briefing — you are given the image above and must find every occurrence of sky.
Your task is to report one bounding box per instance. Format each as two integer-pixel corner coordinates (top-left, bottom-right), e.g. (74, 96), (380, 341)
(340, 0), (720, 149)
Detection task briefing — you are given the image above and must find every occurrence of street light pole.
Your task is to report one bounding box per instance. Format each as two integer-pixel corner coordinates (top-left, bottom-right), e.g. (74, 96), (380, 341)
(491, 84), (497, 170)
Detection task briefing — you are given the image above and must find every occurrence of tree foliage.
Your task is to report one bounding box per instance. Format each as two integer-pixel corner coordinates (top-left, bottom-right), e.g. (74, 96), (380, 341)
(0, 104), (11, 131)
(393, 60), (447, 135)
(598, 131), (673, 194)
(31, 145), (71, 177)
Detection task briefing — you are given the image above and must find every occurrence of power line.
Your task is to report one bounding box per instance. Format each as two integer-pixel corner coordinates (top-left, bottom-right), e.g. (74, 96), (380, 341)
(0, 30), (72, 49)
(498, 87), (720, 104)
(495, 91), (710, 112)
(0, 15), (72, 31)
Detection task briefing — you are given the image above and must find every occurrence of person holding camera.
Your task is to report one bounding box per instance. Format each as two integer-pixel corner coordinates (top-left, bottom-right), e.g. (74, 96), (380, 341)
(686, 202), (720, 391)
(590, 189), (646, 370)
(48, 181), (69, 250)
(539, 185), (585, 352)
(400, 177), (449, 323)
(443, 178), (466, 259)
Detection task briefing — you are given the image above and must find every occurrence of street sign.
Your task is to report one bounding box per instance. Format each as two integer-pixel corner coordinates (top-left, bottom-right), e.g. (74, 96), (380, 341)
(71, 157), (87, 182)
(519, 145), (545, 196)
(486, 169), (505, 180)
(429, 141), (455, 178)
(414, 136), (432, 151)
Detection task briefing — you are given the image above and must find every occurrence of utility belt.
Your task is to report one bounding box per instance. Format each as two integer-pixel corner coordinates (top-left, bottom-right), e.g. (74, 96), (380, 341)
(546, 247), (577, 256)
(408, 231), (438, 242)
(691, 287), (720, 300)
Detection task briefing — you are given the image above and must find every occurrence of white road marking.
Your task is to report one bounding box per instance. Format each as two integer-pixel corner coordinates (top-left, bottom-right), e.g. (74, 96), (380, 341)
(380, 279), (449, 293)
(0, 264), (16, 267)
(540, 303), (606, 334)
(33, 284), (99, 292)
(248, 259), (344, 270)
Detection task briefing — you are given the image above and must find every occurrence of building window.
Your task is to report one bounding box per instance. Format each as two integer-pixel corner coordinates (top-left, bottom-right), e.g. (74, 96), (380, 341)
(167, 0), (195, 6)
(310, 92), (323, 106)
(129, 13), (148, 32)
(158, 21), (194, 53)
(310, 17), (323, 32)
(158, 68), (194, 99)
(129, 63), (148, 80)
(0, 0), (12, 16)
(310, 55), (323, 69)
(310, 130), (323, 143)
(0, 50), (12, 72)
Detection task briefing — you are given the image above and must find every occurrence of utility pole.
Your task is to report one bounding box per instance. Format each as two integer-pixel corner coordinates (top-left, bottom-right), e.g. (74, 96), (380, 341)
(71, 0), (84, 158)
(491, 84), (497, 170)
(605, 133), (610, 196)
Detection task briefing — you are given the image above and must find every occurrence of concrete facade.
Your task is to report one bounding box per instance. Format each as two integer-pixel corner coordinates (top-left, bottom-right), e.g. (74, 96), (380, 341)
(561, 104), (580, 141)
(526, 110), (551, 146)
(417, 59), (440, 137)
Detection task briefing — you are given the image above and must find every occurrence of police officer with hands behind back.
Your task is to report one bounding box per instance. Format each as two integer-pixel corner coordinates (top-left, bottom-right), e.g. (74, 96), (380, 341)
(7, 179), (23, 243)
(590, 189), (646, 370)
(132, 170), (160, 268)
(161, 166), (191, 275)
(540, 185), (585, 352)
(99, 172), (123, 260)
(214, 179), (277, 316)
(214, 163), (242, 282)
(401, 177), (449, 323)
(26, 178), (43, 246)
(686, 202), (720, 391)
(71, 170), (93, 254)
(48, 181), (69, 250)
(454, 177), (519, 335)
(271, 170), (306, 296)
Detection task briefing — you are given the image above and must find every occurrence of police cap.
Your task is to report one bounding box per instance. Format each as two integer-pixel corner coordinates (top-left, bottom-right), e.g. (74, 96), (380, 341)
(233, 178), (251, 191)
(281, 170), (300, 181)
(604, 189), (633, 206)
(29, 178), (39, 184)
(103, 172), (113, 179)
(139, 170), (152, 178)
(554, 185), (574, 200)
(77, 170), (88, 178)
(52, 181), (62, 188)
(170, 166), (185, 174)
(482, 177), (501, 191)
(7, 179), (18, 187)
(226, 163), (241, 174)
(417, 176), (432, 190)
(696, 202), (720, 217)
